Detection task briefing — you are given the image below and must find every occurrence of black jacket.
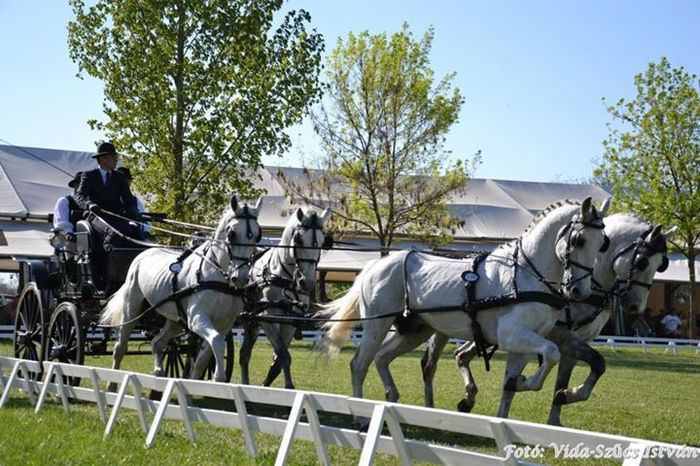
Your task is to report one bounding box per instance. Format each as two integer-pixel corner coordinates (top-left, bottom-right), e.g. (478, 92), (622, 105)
(74, 168), (137, 215)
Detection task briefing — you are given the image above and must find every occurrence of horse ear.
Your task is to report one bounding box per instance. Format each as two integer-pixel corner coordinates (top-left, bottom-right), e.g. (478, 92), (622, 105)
(663, 225), (678, 240)
(230, 195), (238, 212)
(650, 224), (663, 240)
(320, 208), (331, 223)
(599, 198), (611, 217)
(580, 197), (592, 216)
(296, 207), (304, 221)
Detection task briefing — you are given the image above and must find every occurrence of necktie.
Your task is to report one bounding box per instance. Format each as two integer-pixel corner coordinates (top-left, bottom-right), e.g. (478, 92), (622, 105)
(105, 171), (111, 186)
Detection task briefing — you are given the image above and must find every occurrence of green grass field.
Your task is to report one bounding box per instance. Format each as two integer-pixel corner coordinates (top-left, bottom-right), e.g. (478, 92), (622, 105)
(0, 339), (698, 465)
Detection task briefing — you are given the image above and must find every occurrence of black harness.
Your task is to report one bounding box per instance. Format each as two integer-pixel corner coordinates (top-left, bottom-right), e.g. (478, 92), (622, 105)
(399, 215), (606, 371)
(147, 207), (260, 328)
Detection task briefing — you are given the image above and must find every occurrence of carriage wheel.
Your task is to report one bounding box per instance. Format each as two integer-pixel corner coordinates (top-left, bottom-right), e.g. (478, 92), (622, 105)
(184, 332), (235, 382)
(162, 332), (189, 379)
(161, 332), (234, 382)
(45, 302), (84, 386)
(13, 283), (46, 375)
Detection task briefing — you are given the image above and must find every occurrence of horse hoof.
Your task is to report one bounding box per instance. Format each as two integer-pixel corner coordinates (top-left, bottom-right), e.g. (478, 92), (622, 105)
(106, 382), (118, 393)
(457, 399), (474, 413)
(548, 418), (564, 427)
(148, 390), (163, 401)
(354, 416), (370, 432)
(553, 389), (567, 406)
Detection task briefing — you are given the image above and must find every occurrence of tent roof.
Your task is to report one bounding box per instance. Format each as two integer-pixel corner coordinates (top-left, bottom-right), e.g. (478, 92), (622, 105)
(0, 144), (611, 265)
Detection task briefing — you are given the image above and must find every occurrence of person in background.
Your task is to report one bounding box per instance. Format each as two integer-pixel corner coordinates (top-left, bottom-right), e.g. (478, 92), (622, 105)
(660, 308), (683, 338)
(116, 166), (152, 239)
(53, 171), (84, 236)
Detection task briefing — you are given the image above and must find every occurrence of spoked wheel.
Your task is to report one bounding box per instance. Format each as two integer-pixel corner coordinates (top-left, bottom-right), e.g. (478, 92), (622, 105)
(13, 283), (46, 377)
(162, 332), (190, 379)
(45, 302), (84, 386)
(184, 332), (235, 382)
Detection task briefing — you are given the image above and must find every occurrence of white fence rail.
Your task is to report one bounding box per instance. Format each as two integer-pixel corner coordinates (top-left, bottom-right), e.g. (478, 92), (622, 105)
(1, 356), (698, 465)
(589, 335), (700, 355)
(2, 325), (699, 356)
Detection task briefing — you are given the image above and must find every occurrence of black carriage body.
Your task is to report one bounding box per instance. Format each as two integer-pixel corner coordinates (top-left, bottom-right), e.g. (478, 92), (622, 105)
(13, 218), (233, 383)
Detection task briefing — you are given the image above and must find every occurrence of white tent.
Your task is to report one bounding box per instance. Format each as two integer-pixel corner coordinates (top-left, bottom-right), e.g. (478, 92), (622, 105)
(0, 144), (615, 278)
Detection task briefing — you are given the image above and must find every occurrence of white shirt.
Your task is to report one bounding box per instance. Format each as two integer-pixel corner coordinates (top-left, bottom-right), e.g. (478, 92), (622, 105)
(53, 196), (73, 234)
(98, 167), (112, 185)
(661, 314), (682, 332)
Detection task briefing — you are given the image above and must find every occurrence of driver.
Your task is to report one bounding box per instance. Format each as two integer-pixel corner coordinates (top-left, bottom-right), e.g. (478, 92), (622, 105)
(74, 141), (143, 288)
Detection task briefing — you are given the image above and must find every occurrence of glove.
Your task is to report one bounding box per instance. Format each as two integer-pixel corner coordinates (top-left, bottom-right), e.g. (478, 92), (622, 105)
(126, 207), (140, 220)
(88, 203), (101, 214)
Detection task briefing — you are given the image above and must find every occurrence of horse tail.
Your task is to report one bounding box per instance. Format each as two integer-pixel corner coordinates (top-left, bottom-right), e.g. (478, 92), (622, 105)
(100, 283), (127, 327)
(316, 263), (375, 357)
(316, 287), (360, 357)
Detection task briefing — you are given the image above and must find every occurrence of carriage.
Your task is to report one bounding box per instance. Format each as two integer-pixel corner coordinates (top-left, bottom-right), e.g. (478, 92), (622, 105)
(11, 214), (235, 383)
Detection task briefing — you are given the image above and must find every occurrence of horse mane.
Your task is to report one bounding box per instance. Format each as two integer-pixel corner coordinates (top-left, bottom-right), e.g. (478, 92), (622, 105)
(519, 199), (581, 238)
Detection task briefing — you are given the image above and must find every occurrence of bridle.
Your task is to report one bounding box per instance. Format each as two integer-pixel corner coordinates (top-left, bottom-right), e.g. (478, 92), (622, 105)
(258, 213), (333, 293)
(555, 213), (609, 292)
(612, 227), (668, 300)
(202, 205), (261, 283)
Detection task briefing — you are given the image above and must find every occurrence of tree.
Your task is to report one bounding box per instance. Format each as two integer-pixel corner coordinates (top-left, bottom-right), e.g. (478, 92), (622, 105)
(279, 24), (478, 253)
(597, 57), (700, 338)
(68, 0), (324, 221)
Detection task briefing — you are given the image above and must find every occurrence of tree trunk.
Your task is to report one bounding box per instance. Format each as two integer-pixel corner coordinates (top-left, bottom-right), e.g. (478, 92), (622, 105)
(172, 0), (186, 219)
(688, 251), (696, 339)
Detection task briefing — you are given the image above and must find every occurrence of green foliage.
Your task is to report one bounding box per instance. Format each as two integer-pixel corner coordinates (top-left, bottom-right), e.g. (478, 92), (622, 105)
(597, 57), (700, 337)
(278, 24), (479, 250)
(67, 0), (324, 221)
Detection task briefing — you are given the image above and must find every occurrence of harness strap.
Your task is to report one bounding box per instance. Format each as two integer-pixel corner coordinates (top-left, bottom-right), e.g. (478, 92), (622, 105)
(146, 280), (245, 317)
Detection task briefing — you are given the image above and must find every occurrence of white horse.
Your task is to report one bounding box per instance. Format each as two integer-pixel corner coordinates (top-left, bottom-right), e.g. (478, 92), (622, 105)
(101, 195), (262, 383)
(317, 198), (609, 414)
(239, 207), (331, 389)
(376, 213), (674, 424)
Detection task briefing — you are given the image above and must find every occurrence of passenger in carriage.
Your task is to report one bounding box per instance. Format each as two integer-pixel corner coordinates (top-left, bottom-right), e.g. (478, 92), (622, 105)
(52, 171), (85, 251)
(73, 142), (143, 288)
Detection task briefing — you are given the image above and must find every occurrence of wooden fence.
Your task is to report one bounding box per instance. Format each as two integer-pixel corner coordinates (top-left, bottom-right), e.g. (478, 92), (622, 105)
(1, 356), (698, 465)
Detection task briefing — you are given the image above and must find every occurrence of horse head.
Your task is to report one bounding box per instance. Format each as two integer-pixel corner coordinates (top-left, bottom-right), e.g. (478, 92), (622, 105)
(220, 195), (262, 287)
(290, 207), (331, 292)
(554, 197), (610, 300)
(611, 223), (676, 314)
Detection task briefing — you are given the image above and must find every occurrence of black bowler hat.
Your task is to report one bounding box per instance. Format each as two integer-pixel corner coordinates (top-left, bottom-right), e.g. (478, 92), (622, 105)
(116, 166), (132, 180)
(93, 142), (117, 158)
(68, 171), (83, 188)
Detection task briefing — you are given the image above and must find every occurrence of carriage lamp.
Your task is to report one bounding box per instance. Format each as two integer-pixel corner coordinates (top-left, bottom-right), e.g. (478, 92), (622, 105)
(49, 229), (67, 250)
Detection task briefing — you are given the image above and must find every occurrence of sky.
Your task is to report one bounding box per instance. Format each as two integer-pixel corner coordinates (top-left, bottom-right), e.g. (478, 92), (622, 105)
(1, 1), (699, 183)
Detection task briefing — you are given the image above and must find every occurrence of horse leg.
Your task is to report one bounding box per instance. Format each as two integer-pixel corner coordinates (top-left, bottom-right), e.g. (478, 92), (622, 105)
(264, 323), (297, 388)
(189, 312), (227, 382)
(496, 352), (530, 418)
(421, 332), (450, 408)
(374, 325), (435, 404)
(261, 322), (294, 389)
(547, 353), (577, 426)
(350, 318), (394, 426)
(239, 322), (259, 385)
(498, 324), (560, 392)
(453, 341), (480, 413)
(150, 319), (184, 377)
(547, 327), (606, 425)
